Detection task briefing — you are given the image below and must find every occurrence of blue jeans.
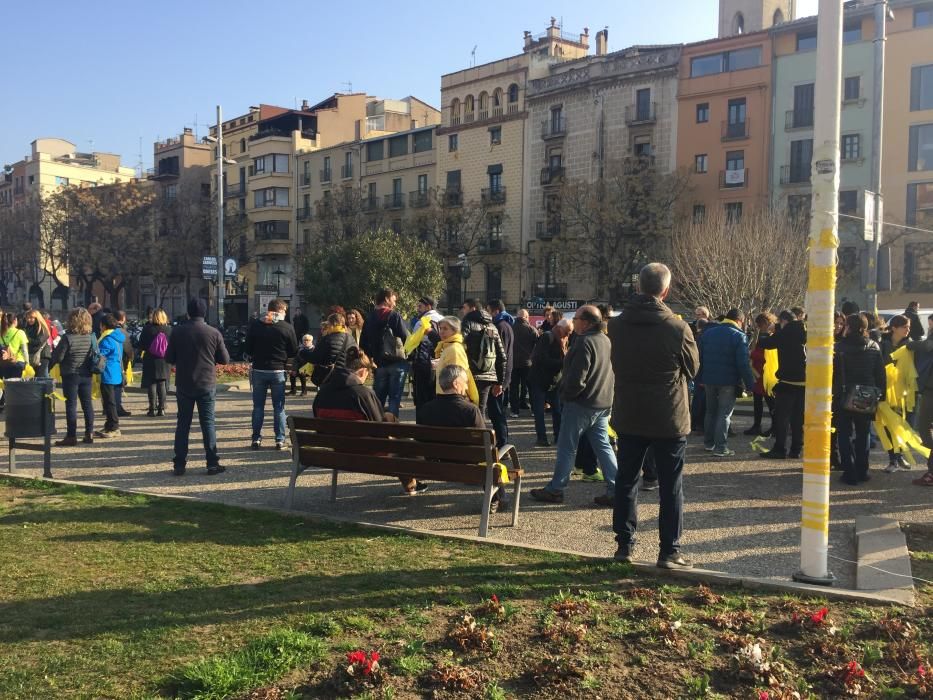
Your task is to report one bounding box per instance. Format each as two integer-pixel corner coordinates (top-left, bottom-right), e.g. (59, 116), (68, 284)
(703, 384), (737, 451)
(614, 434), (687, 557)
(529, 384), (561, 442)
(62, 373), (94, 437)
(373, 362), (408, 417)
(174, 388), (218, 468)
(251, 369), (287, 443)
(545, 402), (617, 496)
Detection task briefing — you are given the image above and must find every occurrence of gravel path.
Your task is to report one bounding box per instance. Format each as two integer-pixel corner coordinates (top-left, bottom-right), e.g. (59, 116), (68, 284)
(6, 388), (931, 590)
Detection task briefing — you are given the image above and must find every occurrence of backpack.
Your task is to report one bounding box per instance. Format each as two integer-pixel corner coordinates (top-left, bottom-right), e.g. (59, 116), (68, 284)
(87, 336), (107, 375)
(378, 317), (406, 366)
(148, 331), (168, 359)
(468, 324), (498, 376)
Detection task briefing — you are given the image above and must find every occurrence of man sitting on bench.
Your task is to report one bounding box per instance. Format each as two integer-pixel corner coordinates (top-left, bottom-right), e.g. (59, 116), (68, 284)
(312, 346), (427, 495)
(417, 364), (511, 511)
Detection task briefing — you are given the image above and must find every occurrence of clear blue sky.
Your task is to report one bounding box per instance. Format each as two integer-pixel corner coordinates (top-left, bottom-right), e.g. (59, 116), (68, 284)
(0, 0), (818, 171)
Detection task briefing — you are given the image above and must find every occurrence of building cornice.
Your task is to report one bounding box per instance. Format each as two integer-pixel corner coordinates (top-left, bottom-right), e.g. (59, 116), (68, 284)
(436, 111), (527, 136)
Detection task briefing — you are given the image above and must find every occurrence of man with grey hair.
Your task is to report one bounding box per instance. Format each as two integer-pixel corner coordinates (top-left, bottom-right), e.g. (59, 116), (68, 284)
(609, 263), (699, 569)
(530, 306), (618, 507)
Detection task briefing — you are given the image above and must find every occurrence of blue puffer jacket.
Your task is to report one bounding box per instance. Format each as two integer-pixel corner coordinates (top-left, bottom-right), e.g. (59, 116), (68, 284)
(698, 321), (755, 390)
(99, 328), (126, 386)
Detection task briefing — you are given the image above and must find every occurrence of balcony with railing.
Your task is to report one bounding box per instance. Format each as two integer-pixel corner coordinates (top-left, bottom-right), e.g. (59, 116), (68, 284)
(625, 103), (657, 126)
(300, 173), (311, 186)
(784, 109), (814, 131)
(780, 164), (812, 186)
(147, 166), (180, 180)
(297, 207), (312, 221)
(623, 155), (656, 173)
(719, 168), (748, 189)
(224, 182), (246, 197)
(477, 237), (503, 252)
(481, 187), (507, 205)
(384, 193), (406, 210)
(534, 282), (568, 297)
(536, 220), (560, 240)
(540, 166), (565, 186)
(249, 127), (315, 142)
(362, 196), (379, 212)
(541, 116), (567, 139)
(721, 119), (750, 141)
(444, 188), (463, 207)
(409, 190), (429, 208)
(320, 168), (332, 183)
(341, 164), (353, 179)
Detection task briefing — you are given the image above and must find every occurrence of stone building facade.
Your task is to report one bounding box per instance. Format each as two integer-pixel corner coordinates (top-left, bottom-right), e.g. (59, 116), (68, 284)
(523, 41), (682, 302)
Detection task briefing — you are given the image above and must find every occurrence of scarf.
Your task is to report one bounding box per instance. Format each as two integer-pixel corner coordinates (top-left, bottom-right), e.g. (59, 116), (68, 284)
(435, 333), (464, 358)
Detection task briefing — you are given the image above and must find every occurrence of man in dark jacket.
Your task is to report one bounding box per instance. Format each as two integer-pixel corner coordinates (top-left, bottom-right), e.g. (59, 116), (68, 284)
(698, 308), (755, 457)
(409, 296), (443, 409)
(360, 288), (410, 418)
(487, 298), (514, 426)
(609, 263), (699, 569)
(530, 305), (617, 507)
(461, 298), (508, 447)
(528, 319), (569, 446)
(757, 310), (807, 459)
(510, 309), (538, 416)
(245, 298), (298, 450)
(165, 298), (230, 476)
(905, 301), (924, 341)
(291, 308), (311, 340)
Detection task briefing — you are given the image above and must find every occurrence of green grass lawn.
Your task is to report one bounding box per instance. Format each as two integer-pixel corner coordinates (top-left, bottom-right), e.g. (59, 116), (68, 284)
(0, 478), (929, 700)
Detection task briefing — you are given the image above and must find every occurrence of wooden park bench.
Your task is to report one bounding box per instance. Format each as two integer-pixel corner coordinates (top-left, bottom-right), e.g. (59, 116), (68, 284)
(284, 415), (523, 537)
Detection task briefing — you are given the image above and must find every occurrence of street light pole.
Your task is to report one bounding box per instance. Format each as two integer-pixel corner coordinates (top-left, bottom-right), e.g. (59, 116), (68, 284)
(796, 0), (843, 587)
(216, 104), (225, 329)
(866, 0), (888, 312)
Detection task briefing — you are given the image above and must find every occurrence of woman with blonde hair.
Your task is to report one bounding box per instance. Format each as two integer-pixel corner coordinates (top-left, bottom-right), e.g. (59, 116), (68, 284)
(49, 308), (96, 445)
(138, 308), (173, 416)
(23, 309), (52, 378)
(433, 316), (478, 405)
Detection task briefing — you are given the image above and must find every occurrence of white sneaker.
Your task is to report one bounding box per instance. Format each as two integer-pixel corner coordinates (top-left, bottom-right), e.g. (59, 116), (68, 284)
(703, 445), (715, 451)
(897, 455), (911, 470)
(884, 461), (900, 474)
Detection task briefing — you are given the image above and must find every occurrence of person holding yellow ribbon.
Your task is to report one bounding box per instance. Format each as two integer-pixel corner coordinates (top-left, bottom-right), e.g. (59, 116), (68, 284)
(880, 315), (913, 472)
(908, 313), (933, 487)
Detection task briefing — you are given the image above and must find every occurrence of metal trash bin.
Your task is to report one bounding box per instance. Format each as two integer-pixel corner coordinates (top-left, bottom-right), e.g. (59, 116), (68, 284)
(4, 377), (56, 478)
(4, 378), (56, 439)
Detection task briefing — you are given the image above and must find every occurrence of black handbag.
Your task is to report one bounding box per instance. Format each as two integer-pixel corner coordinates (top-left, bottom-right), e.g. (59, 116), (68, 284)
(839, 347), (881, 415)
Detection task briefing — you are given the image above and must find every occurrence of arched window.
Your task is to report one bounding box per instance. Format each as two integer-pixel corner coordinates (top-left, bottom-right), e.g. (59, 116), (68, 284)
(492, 88), (504, 117)
(464, 95), (475, 122)
(450, 98), (461, 126)
(478, 92), (489, 120)
(507, 84), (519, 114)
(773, 8), (784, 25)
(733, 11), (745, 34)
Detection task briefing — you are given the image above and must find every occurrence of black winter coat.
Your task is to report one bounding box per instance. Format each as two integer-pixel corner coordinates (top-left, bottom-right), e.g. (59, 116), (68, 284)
(756, 320), (807, 383)
(460, 310), (506, 384)
(512, 318), (539, 368)
(833, 336), (886, 405)
(307, 331), (356, 386)
(528, 331), (565, 390)
(50, 333), (93, 377)
(138, 323), (173, 385)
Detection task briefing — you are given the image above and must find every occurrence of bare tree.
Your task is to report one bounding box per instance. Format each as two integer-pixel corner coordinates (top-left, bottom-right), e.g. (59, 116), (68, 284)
(670, 206), (808, 315)
(0, 193), (50, 306)
(556, 158), (692, 300)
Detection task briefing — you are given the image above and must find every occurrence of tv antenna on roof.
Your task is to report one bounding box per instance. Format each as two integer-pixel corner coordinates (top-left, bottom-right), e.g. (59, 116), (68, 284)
(341, 81), (353, 93)
(471, 45), (477, 67)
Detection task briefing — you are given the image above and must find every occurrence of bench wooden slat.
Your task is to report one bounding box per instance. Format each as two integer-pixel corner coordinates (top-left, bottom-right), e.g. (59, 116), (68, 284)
(297, 448), (519, 486)
(288, 415), (492, 446)
(293, 433), (489, 463)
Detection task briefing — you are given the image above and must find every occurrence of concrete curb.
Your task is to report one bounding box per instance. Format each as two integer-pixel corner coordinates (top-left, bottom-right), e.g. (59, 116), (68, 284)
(855, 515), (915, 599)
(0, 472), (916, 606)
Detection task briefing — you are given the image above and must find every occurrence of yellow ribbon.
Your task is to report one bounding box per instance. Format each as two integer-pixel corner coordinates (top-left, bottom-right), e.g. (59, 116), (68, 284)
(480, 461), (510, 484)
(763, 349), (779, 398)
(404, 315), (433, 356)
(298, 362), (314, 377)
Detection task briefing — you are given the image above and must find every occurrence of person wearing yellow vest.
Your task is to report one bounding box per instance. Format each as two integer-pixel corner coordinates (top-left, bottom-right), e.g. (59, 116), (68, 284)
(433, 316), (479, 406)
(758, 309), (808, 460)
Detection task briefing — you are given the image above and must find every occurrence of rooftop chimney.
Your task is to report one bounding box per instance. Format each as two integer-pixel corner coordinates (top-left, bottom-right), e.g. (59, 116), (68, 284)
(301, 99), (310, 110)
(524, 30), (532, 49)
(596, 28), (608, 56)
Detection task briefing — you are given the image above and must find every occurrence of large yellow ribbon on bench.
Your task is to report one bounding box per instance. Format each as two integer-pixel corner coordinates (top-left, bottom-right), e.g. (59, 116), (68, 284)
(479, 461), (510, 484)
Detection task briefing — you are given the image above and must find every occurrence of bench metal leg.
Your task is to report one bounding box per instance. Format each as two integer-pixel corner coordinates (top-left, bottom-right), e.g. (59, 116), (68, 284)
(43, 433), (53, 479)
(478, 464), (495, 537)
(331, 470), (338, 502)
(511, 473), (522, 527)
(285, 462), (299, 510)
(8, 439), (15, 473)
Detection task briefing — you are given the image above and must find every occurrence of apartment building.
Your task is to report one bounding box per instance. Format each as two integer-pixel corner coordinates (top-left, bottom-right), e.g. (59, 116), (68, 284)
(435, 20), (590, 309)
(213, 95), (438, 316)
(0, 138), (136, 309)
(678, 29), (773, 223)
(525, 36), (681, 302)
(882, 0), (933, 305)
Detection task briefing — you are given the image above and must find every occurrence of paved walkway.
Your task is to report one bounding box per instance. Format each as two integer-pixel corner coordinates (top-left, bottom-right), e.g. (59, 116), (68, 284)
(5, 389), (931, 590)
